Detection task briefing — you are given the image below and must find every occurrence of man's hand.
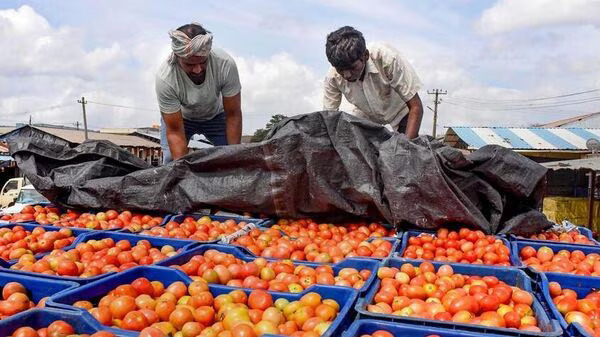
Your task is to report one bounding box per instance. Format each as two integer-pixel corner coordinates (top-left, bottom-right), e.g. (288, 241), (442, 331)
(162, 111), (188, 160)
(223, 93), (242, 144)
(404, 93), (423, 139)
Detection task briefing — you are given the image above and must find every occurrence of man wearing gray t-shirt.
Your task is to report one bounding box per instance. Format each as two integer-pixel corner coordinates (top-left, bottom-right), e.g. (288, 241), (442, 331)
(156, 23), (242, 163)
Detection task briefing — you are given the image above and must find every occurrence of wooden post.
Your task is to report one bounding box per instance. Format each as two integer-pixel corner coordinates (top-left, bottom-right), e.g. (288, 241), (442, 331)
(588, 170), (596, 230)
(77, 97), (89, 140)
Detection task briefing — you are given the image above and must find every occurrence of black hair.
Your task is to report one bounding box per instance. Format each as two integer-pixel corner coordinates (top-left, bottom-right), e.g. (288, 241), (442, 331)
(325, 26), (366, 69)
(176, 23), (211, 38)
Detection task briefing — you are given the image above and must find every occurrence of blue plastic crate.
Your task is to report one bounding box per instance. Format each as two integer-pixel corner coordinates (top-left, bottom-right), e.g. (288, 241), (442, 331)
(577, 226), (597, 240)
(534, 272), (598, 337)
(396, 229), (519, 267)
(3, 231), (196, 284)
(48, 265), (358, 337)
(568, 323), (595, 337)
(156, 243), (380, 294)
(230, 228), (400, 263)
(0, 308), (110, 335)
(509, 226), (600, 247)
(342, 319), (523, 337)
(0, 269), (78, 305)
(355, 258), (563, 337)
(0, 223), (90, 263)
(511, 240), (600, 276)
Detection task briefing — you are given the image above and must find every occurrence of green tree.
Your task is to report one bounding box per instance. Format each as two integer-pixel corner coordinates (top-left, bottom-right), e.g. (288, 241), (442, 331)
(251, 114), (287, 142)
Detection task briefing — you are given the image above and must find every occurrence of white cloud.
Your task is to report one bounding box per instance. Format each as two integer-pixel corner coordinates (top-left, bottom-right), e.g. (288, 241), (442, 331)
(0, 5), (327, 134)
(236, 52), (321, 116)
(2, 1), (600, 140)
(478, 0), (600, 35)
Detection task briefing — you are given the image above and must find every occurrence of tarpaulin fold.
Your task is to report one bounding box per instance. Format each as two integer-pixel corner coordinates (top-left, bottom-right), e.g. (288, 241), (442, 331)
(5, 111), (550, 234)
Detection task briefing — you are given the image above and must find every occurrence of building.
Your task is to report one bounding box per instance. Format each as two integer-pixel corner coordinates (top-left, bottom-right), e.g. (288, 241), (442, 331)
(1, 123), (257, 169)
(535, 111), (600, 128)
(443, 113), (600, 230)
(98, 126), (214, 149)
(0, 124), (162, 165)
(444, 126), (600, 161)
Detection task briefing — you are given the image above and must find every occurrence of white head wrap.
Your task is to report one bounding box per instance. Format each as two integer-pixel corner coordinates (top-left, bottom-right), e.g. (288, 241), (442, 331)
(169, 23), (213, 63)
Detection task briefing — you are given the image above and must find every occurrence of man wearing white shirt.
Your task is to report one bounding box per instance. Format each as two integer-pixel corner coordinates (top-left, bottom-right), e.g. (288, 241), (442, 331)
(323, 26), (423, 139)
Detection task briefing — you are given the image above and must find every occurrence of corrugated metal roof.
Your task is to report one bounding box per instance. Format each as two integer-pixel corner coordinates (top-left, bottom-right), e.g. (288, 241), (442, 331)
(542, 157), (600, 171)
(446, 127), (600, 150)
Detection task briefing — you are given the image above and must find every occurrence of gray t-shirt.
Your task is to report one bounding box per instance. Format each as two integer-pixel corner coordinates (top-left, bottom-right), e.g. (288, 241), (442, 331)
(155, 48), (241, 121)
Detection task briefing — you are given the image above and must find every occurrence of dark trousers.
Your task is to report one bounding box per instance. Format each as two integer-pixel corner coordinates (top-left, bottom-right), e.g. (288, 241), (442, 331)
(397, 114), (409, 134)
(160, 112), (227, 164)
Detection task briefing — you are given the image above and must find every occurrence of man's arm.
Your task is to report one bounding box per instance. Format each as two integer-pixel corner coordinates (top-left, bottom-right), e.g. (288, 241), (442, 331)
(162, 111), (188, 160)
(323, 74), (342, 110)
(223, 93), (242, 144)
(379, 45), (423, 138)
(403, 93), (423, 139)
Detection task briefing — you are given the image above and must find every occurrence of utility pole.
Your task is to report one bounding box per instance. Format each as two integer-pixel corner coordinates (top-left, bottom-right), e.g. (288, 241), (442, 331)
(427, 89), (447, 138)
(77, 96), (89, 140)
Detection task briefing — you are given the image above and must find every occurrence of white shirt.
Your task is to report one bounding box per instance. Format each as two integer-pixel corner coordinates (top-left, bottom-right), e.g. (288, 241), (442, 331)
(323, 43), (422, 129)
(155, 48), (241, 121)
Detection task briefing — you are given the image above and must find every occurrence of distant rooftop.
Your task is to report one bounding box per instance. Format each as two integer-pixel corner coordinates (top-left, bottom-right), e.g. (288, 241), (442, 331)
(535, 111), (600, 128)
(0, 124), (159, 148)
(445, 126), (600, 151)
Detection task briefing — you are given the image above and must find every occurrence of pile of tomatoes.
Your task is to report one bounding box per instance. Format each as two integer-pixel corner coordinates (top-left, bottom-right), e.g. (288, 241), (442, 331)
(50, 210), (164, 232)
(139, 216), (250, 241)
(522, 229), (596, 245)
(168, 249), (371, 292)
(232, 228), (393, 263)
(75, 277), (341, 337)
(369, 261), (540, 332)
(0, 282), (45, 319)
(272, 219), (396, 239)
(519, 246), (600, 276)
(402, 228), (511, 266)
(10, 322), (116, 337)
(0, 226), (76, 261)
(0, 205), (165, 232)
(10, 238), (178, 278)
(0, 205), (60, 223)
(547, 280), (600, 336)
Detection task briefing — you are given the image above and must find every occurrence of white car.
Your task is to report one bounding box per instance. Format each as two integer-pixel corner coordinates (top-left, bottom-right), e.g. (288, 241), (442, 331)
(0, 184), (49, 215)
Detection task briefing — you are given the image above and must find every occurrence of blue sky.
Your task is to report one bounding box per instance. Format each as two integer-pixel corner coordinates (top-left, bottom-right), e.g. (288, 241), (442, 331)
(1, 0), (599, 135)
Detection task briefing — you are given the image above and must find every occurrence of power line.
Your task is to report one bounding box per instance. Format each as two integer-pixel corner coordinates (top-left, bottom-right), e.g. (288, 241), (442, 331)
(7, 104), (75, 117)
(448, 88), (600, 103)
(443, 96), (600, 111)
(86, 101), (158, 112)
(444, 94), (600, 108)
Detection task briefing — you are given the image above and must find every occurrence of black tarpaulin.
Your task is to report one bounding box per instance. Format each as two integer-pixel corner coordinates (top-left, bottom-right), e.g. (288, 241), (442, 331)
(5, 111), (551, 234)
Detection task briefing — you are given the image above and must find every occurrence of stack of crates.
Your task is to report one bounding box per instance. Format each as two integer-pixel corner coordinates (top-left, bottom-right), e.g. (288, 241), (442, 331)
(4, 208), (599, 337)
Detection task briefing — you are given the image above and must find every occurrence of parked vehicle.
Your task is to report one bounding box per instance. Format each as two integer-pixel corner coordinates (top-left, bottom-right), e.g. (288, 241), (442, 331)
(0, 177), (25, 208)
(0, 184), (48, 214)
